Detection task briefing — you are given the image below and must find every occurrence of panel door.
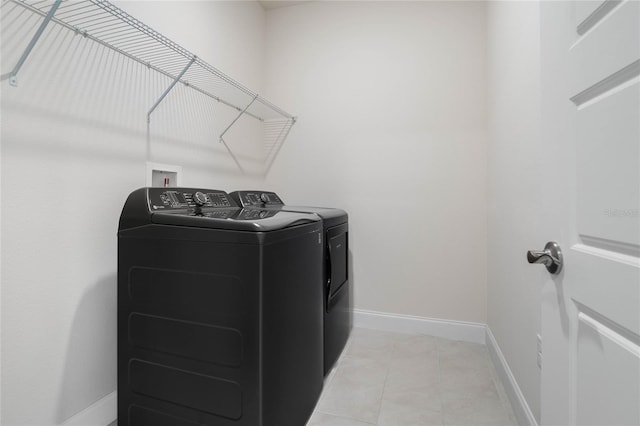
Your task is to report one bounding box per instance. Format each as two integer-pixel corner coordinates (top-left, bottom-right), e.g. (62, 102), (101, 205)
(540, 1), (640, 425)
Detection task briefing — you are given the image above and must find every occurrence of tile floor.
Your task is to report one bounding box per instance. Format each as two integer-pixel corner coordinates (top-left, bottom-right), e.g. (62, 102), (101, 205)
(110, 327), (517, 426)
(308, 328), (517, 426)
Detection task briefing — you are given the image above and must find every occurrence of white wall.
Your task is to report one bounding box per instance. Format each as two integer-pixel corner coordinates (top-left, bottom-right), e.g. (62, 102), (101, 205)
(1, 1), (547, 423)
(487, 1), (542, 422)
(263, 1), (488, 323)
(0, 2), (266, 424)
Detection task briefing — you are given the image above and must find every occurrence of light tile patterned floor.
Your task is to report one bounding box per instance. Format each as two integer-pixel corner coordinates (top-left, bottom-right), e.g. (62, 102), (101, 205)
(308, 328), (517, 426)
(110, 327), (517, 426)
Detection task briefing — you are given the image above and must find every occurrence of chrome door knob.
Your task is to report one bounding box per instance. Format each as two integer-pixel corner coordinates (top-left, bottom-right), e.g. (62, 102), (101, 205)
(527, 241), (563, 274)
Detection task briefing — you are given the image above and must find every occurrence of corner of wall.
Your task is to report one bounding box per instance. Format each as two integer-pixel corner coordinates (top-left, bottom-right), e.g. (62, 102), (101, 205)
(486, 326), (538, 426)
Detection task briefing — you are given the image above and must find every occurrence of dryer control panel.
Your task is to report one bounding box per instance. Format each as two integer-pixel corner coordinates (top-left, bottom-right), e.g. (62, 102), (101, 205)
(232, 191), (284, 207)
(148, 188), (236, 211)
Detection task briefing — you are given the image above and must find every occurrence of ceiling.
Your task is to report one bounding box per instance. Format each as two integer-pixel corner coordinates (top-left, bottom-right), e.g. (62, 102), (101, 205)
(258, 0), (314, 10)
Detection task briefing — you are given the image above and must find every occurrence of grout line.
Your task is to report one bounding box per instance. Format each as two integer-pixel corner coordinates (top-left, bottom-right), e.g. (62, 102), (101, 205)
(374, 333), (406, 426)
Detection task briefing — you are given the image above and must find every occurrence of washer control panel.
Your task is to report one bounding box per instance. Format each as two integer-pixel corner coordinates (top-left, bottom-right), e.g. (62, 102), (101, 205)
(148, 188), (236, 211)
(233, 191), (284, 207)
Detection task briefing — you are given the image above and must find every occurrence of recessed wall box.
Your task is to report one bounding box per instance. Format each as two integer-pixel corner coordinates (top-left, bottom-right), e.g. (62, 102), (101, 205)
(146, 162), (182, 188)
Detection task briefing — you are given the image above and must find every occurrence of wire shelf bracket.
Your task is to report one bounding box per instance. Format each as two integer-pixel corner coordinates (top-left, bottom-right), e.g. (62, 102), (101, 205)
(219, 94), (259, 145)
(147, 55), (197, 123)
(1, 0), (297, 174)
(3, 0), (62, 86)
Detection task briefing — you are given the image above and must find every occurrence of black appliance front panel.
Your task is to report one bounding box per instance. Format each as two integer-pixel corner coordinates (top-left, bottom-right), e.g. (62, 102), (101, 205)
(326, 223), (348, 304)
(118, 187), (325, 426)
(228, 189), (352, 376)
(327, 229), (347, 300)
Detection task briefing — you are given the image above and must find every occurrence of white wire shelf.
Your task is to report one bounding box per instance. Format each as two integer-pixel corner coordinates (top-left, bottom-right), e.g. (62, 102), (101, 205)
(1, 0), (295, 173)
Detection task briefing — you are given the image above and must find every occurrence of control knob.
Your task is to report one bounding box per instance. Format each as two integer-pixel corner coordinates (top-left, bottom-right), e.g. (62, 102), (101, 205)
(194, 191), (208, 206)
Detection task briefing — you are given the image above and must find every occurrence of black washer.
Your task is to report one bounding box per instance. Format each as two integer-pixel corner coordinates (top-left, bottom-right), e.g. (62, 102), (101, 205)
(118, 187), (324, 426)
(230, 190), (352, 376)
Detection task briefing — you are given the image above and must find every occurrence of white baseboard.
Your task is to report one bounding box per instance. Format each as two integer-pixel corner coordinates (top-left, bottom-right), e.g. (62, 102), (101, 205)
(62, 391), (117, 426)
(353, 308), (486, 344)
(486, 327), (538, 426)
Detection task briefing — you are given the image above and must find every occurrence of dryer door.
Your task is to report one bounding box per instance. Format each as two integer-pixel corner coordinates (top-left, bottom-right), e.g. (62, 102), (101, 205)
(326, 223), (348, 309)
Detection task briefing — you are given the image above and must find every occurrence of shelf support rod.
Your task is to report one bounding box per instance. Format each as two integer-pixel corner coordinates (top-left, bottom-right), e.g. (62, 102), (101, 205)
(219, 137), (246, 175)
(219, 94), (259, 143)
(6, 0), (62, 86)
(147, 55), (197, 122)
(219, 94), (257, 174)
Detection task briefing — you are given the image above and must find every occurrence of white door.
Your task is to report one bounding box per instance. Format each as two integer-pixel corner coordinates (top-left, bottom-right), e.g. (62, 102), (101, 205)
(539, 1), (640, 425)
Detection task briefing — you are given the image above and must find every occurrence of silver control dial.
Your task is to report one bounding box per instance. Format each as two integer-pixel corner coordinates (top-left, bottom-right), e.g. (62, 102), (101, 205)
(194, 191), (208, 206)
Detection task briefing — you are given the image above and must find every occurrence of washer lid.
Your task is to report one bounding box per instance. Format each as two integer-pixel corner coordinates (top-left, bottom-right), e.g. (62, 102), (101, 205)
(274, 205), (347, 221)
(119, 187), (320, 232)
